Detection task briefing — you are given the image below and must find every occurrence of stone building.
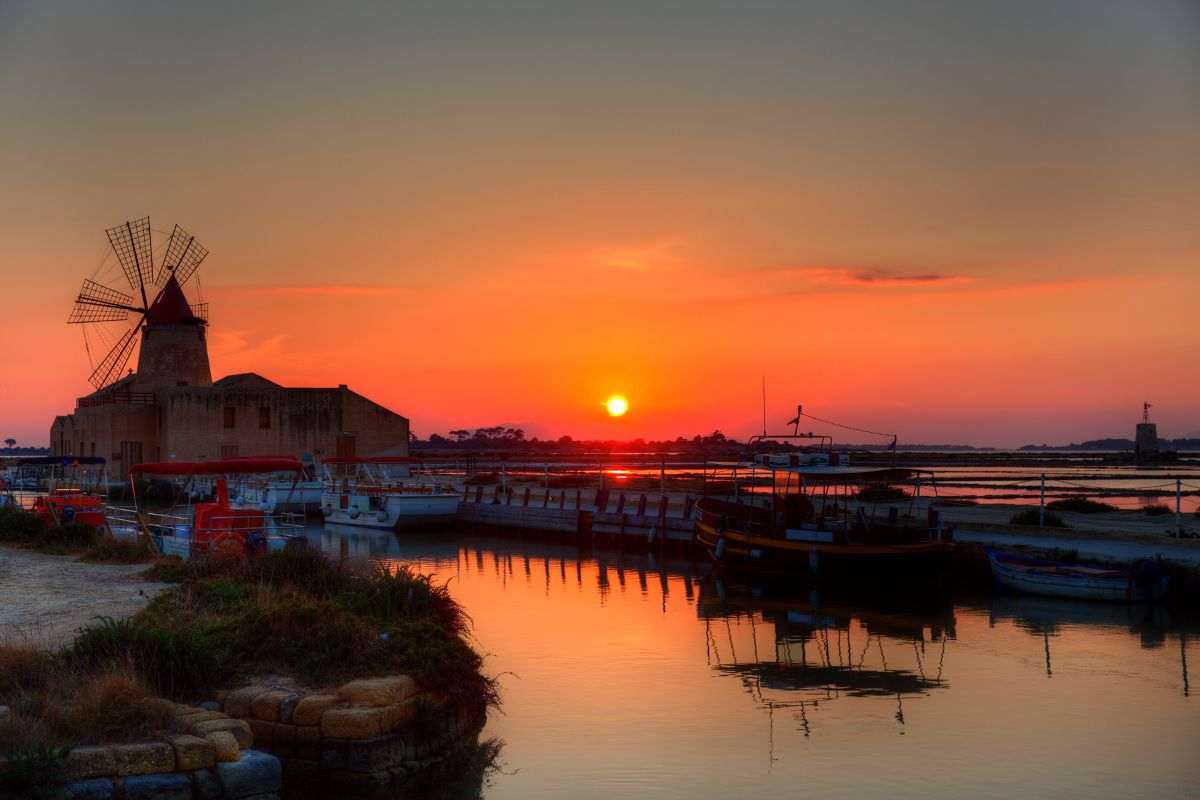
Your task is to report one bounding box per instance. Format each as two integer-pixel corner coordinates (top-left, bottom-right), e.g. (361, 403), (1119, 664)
(50, 278), (408, 468)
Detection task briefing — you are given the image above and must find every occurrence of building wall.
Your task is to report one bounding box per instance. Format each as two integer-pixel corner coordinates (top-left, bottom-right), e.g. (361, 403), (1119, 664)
(158, 385), (408, 461)
(49, 403), (160, 470)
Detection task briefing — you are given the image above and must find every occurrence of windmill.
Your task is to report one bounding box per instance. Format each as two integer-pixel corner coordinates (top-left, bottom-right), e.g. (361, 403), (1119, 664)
(68, 216), (209, 390)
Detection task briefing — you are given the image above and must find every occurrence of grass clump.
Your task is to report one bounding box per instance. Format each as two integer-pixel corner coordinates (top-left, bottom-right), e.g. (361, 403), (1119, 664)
(1143, 504), (1171, 516)
(82, 535), (156, 564)
(115, 549), (493, 707)
(1010, 508), (1069, 528)
(1046, 497), (1118, 514)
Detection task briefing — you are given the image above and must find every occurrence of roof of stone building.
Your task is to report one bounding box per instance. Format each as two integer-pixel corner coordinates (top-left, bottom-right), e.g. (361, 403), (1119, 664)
(212, 372), (282, 389)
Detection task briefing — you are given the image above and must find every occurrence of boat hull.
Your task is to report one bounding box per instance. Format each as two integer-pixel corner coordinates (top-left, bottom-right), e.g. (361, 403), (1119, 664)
(321, 492), (461, 531)
(696, 520), (952, 577)
(987, 549), (1168, 604)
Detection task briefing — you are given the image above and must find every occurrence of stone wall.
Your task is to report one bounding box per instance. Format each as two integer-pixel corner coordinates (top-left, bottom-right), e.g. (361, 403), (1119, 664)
(57, 704), (282, 800)
(215, 675), (485, 794)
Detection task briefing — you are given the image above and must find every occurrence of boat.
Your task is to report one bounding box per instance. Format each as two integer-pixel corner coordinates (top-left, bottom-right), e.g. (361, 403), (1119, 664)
(108, 458), (307, 559)
(319, 456), (462, 530)
(2, 456), (110, 527)
(987, 548), (1169, 604)
(693, 439), (953, 577)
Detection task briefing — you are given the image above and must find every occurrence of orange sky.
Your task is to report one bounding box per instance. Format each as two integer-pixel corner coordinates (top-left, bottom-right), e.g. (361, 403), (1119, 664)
(1, 2), (1197, 446)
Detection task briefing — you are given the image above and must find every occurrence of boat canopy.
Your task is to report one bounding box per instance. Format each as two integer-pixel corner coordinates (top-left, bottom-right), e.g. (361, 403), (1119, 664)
(15, 456), (107, 466)
(321, 456), (419, 465)
(710, 462), (916, 482)
(129, 458), (304, 476)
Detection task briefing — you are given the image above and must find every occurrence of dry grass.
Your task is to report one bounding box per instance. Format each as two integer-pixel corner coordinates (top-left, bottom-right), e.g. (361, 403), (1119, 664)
(0, 648), (179, 751)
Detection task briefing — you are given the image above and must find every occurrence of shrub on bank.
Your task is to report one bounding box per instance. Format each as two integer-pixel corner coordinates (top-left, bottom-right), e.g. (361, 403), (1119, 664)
(1046, 497), (1118, 514)
(1143, 504), (1171, 516)
(0, 507), (154, 563)
(1010, 508), (1069, 528)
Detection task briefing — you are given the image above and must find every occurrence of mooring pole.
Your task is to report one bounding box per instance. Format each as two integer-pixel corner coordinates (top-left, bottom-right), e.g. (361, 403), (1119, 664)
(1176, 479), (1183, 538)
(1039, 474), (1046, 527)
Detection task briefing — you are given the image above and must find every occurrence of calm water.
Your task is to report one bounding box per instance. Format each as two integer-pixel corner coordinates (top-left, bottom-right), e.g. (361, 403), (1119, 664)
(308, 526), (1198, 799)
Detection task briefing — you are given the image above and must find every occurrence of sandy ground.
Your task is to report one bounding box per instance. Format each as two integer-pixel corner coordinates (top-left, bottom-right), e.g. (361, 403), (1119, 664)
(0, 546), (170, 649)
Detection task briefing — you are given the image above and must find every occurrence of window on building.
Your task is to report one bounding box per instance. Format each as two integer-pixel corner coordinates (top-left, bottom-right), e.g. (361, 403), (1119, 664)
(336, 435), (356, 457)
(258, 407), (271, 429)
(220, 444), (239, 459)
(223, 407), (236, 428)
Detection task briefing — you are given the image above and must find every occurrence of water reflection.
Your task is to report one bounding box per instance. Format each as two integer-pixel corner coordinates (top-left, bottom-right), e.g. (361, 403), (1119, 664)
(302, 525), (1197, 799)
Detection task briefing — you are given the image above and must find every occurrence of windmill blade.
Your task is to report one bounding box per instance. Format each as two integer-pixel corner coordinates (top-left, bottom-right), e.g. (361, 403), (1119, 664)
(158, 224), (208, 286)
(89, 323), (139, 390)
(105, 216), (154, 304)
(68, 279), (138, 323)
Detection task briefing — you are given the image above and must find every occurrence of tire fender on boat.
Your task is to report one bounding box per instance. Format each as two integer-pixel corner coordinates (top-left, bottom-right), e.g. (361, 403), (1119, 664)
(348, 508), (360, 520)
(376, 510), (389, 523)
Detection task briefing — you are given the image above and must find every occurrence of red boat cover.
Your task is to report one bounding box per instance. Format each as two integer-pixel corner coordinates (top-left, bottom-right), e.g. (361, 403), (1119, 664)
(321, 456), (419, 465)
(129, 458), (303, 476)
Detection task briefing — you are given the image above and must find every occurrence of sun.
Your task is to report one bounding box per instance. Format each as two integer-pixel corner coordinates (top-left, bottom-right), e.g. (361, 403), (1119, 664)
(605, 395), (629, 417)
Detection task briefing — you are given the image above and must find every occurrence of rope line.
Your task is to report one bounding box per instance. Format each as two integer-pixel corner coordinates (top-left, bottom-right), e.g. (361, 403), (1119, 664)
(799, 412), (896, 441)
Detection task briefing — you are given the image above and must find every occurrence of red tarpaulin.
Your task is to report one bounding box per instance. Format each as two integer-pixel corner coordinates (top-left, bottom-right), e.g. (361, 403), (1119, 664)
(129, 458), (304, 477)
(320, 456), (419, 465)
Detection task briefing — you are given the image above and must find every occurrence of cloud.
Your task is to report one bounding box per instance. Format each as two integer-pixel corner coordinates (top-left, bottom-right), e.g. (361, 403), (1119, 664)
(781, 266), (972, 288)
(591, 239), (686, 272)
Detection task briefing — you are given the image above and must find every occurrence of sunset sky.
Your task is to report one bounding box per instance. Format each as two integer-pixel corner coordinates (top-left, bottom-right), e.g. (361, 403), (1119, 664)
(1, 1), (1197, 447)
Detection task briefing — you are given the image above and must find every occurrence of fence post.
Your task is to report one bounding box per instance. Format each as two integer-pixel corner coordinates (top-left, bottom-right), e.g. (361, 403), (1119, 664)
(1039, 474), (1045, 527)
(1177, 479), (1183, 538)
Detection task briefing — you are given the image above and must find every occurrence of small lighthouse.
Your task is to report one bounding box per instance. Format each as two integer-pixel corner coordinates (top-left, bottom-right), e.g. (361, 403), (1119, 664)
(1134, 402), (1158, 462)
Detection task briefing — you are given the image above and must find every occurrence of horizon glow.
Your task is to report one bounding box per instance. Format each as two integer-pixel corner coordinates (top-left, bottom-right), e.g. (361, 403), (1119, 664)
(1, 1), (1197, 448)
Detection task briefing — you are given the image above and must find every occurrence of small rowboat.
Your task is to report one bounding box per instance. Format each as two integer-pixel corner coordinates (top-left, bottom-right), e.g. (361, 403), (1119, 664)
(987, 548), (1168, 604)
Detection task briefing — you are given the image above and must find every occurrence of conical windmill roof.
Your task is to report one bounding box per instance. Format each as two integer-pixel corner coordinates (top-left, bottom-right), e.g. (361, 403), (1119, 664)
(146, 275), (199, 324)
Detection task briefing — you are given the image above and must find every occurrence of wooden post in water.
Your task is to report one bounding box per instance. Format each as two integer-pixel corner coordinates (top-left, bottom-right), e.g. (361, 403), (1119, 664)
(1177, 479), (1183, 538)
(1039, 474), (1046, 527)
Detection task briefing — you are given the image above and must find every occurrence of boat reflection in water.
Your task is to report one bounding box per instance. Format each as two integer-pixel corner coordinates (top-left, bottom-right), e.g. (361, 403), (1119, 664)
(697, 579), (955, 744)
(986, 592), (1188, 689)
(295, 526), (1196, 798)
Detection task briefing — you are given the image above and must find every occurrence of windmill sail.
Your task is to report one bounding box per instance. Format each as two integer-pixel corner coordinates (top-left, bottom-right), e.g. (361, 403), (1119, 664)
(68, 279), (137, 323)
(105, 216), (154, 304)
(158, 224), (208, 286)
(88, 324), (140, 390)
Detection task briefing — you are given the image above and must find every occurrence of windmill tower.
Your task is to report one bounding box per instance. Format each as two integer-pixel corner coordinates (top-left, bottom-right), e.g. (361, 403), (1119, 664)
(69, 217), (212, 392)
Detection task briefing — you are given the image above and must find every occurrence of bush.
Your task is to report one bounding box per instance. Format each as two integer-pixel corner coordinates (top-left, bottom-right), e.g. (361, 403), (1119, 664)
(35, 523), (98, 553)
(1143, 504), (1171, 516)
(0, 743), (68, 799)
(1046, 497), (1118, 514)
(1010, 508), (1068, 528)
(70, 618), (225, 700)
(0, 508), (47, 543)
(83, 535), (156, 564)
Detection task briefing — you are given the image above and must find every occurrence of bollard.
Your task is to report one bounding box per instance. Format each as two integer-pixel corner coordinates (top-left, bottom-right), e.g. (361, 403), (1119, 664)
(522, 487), (531, 507)
(636, 494), (647, 516)
(616, 493), (626, 514)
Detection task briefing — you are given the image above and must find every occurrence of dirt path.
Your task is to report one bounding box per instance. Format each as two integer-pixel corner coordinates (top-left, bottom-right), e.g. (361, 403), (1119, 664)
(0, 546), (170, 649)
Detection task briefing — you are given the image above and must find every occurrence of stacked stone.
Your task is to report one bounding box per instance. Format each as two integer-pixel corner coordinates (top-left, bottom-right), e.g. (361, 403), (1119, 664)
(60, 704), (281, 799)
(219, 675), (485, 792)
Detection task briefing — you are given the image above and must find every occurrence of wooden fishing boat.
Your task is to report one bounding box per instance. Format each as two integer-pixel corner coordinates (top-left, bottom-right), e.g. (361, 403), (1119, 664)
(987, 548), (1169, 604)
(694, 448), (952, 578)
